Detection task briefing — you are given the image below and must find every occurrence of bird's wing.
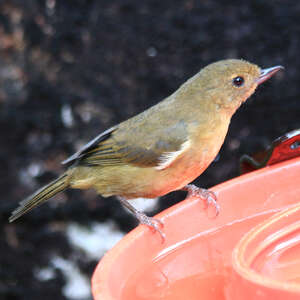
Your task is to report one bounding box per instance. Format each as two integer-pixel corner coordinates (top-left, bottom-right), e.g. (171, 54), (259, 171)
(63, 119), (189, 169)
(62, 126), (118, 165)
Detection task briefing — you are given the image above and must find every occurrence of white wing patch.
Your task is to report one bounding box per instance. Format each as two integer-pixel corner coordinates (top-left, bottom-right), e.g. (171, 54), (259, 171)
(155, 140), (190, 170)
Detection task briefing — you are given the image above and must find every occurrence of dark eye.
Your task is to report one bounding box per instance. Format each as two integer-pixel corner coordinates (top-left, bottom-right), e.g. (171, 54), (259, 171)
(232, 76), (244, 87)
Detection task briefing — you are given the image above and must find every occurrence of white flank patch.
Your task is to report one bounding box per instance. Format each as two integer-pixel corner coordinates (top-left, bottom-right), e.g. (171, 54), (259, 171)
(155, 140), (190, 170)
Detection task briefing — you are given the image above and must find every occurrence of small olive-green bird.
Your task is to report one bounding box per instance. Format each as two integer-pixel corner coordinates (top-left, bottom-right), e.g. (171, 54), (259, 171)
(10, 59), (283, 240)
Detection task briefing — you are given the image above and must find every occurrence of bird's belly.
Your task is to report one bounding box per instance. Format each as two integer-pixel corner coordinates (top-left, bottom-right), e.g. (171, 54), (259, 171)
(89, 156), (211, 199)
(155, 151), (214, 194)
(150, 132), (228, 197)
(120, 146), (219, 198)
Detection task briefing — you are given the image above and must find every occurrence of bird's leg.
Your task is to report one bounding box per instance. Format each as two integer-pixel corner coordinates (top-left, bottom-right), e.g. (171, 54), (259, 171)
(117, 197), (165, 242)
(181, 184), (220, 217)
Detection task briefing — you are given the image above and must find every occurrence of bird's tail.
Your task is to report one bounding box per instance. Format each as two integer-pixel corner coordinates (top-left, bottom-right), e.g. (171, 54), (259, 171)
(9, 173), (70, 222)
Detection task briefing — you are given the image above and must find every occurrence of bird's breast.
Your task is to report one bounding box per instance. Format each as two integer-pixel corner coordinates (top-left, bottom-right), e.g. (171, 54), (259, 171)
(155, 116), (231, 193)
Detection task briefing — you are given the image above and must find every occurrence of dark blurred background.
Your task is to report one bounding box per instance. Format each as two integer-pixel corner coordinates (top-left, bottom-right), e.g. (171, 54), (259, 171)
(0, 1), (298, 299)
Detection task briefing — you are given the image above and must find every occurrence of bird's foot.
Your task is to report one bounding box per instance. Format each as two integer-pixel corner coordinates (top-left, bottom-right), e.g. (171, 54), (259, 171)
(117, 196), (165, 242)
(182, 184), (220, 218)
(136, 212), (165, 242)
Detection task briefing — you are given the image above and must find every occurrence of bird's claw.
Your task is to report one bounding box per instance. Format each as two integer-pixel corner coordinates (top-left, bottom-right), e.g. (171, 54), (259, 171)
(136, 212), (165, 242)
(184, 184), (220, 218)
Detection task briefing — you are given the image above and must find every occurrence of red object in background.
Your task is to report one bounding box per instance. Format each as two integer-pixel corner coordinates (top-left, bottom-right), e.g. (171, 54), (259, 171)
(92, 154), (300, 300)
(240, 129), (300, 173)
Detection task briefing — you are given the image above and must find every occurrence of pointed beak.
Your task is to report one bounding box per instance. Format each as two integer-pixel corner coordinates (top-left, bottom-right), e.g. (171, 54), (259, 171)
(256, 65), (284, 85)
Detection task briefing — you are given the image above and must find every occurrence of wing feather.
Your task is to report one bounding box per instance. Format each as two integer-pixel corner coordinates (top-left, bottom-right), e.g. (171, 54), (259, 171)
(62, 126), (117, 165)
(63, 118), (189, 169)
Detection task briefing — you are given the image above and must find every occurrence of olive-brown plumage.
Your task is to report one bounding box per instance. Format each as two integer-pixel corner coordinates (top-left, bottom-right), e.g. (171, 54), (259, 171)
(9, 59), (283, 239)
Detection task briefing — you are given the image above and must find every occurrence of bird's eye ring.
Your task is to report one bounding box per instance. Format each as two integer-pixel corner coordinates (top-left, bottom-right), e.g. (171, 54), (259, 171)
(232, 76), (244, 87)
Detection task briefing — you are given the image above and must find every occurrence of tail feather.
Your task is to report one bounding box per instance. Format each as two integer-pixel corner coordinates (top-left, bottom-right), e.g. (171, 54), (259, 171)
(9, 173), (69, 222)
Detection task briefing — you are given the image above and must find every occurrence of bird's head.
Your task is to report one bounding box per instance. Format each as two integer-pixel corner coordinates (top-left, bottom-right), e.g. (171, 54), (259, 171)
(194, 59), (284, 112)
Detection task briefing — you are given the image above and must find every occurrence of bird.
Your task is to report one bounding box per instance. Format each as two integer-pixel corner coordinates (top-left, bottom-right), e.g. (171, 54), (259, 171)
(9, 59), (283, 241)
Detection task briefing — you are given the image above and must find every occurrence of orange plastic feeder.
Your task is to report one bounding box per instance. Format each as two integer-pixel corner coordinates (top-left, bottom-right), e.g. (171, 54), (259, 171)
(229, 202), (300, 300)
(92, 156), (300, 300)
